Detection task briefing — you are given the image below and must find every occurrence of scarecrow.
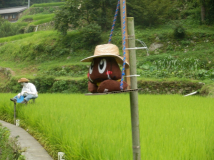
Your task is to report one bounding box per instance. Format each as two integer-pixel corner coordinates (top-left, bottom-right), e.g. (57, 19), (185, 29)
(10, 78), (38, 104)
(81, 44), (129, 93)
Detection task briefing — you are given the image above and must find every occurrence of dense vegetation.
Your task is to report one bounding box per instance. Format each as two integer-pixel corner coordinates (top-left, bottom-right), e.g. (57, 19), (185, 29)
(0, 1), (213, 95)
(0, 124), (25, 160)
(54, 0), (214, 35)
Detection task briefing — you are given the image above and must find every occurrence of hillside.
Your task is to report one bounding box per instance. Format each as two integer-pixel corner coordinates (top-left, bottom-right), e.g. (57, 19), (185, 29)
(0, 2), (214, 96)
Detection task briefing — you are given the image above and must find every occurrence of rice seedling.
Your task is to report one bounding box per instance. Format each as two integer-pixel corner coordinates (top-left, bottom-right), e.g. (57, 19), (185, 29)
(30, 17), (54, 25)
(0, 93), (214, 160)
(31, 2), (65, 7)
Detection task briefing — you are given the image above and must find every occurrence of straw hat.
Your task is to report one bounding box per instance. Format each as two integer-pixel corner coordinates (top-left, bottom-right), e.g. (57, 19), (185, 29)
(81, 44), (129, 68)
(18, 78), (29, 83)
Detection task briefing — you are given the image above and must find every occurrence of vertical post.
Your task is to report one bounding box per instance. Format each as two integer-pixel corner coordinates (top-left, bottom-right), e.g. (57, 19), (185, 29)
(120, 0), (130, 89)
(14, 102), (16, 125)
(127, 17), (141, 160)
(28, 0), (30, 8)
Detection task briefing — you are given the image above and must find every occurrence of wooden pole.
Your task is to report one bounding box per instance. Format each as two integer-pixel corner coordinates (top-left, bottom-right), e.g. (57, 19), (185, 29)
(120, 0), (130, 89)
(14, 102), (16, 125)
(127, 17), (141, 160)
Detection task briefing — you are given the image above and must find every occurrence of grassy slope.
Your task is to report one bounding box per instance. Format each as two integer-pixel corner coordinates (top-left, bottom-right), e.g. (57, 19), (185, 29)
(0, 27), (213, 80)
(0, 3), (214, 90)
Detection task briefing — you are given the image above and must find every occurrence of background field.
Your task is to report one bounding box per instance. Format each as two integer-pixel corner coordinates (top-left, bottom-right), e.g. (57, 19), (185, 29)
(0, 1), (214, 95)
(1, 93), (214, 160)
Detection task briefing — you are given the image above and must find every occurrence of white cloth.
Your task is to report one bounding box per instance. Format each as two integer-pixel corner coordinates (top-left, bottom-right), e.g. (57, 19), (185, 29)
(20, 83), (38, 96)
(17, 93), (21, 98)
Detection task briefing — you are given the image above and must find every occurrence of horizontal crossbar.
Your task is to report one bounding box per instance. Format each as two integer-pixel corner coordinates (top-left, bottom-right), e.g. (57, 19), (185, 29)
(85, 88), (142, 96)
(125, 75), (140, 77)
(125, 47), (147, 50)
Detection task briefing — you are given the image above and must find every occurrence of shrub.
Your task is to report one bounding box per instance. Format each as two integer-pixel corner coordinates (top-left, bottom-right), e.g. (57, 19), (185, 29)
(173, 24), (186, 39)
(0, 20), (26, 38)
(79, 23), (102, 46)
(26, 25), (36, 33)
(0, 125), (25, 160)
(32, 76), (55, 93)
(18, 26), (26, 34)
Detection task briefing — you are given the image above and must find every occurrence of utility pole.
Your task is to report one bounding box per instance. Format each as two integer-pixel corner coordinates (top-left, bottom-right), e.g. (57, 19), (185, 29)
(28, 0), (30, 8)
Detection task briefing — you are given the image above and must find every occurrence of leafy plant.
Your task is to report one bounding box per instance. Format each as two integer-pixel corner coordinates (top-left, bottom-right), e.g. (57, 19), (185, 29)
(79, 23), (102, 45)
(173, 24), (186, 39)
(138, 56), (214, 81)
(0, 125), (25, 160)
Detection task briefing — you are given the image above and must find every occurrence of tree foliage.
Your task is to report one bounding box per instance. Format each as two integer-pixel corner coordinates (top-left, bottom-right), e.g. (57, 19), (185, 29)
(203, 0), (214, 24)
(54, 0), (117, 35)
(54, 0), (180, 35)
(127, 0), (177, 27)
(177, 0), (214, 24)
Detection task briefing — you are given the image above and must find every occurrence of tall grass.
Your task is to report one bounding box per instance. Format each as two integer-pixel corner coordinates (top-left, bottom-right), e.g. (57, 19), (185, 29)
(0, 93), (214, 160)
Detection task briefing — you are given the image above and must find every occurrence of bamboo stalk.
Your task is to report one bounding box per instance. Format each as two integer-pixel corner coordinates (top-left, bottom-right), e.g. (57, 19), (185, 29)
(127, 17), (141, 160)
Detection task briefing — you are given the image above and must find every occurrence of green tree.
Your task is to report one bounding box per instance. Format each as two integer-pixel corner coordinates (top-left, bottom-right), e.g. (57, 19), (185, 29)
(200, 0), (214, 24)
(54, 0), (81, 35)
(177, 0), (214, 25)
(54, 0), (116, 35)
(127, 0), (177, 26)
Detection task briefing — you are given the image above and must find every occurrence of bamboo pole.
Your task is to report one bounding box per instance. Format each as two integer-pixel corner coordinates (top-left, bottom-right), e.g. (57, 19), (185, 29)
(127, 17), (141, 160)
(28, 0), (30, 8)
(120, 0), (130, 89)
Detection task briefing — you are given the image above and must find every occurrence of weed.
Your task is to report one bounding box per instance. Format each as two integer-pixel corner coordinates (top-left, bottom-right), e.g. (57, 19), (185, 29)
(0, 124), (25, 160)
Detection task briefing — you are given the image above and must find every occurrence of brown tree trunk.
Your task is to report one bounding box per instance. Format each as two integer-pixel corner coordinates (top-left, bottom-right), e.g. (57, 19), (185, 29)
(201, 1), (205, 22)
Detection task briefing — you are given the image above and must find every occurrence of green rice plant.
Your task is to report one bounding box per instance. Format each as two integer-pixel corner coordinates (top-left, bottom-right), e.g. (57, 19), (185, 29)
(1, 93), (214, 160)
(30, 17), (54, 25)
(0, 32), (38, 43)
(31, 2), (65, 7)
(18, 14), (55, 23)
(33, 14), (55, 20)
(0, 30), (57, 43)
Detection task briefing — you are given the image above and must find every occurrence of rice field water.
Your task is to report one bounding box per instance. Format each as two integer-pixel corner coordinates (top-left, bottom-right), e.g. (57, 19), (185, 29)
(0, 93), (214, 160)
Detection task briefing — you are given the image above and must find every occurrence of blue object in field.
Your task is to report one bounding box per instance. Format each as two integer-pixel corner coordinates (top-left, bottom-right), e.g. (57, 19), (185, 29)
(17, 96), (24, 103)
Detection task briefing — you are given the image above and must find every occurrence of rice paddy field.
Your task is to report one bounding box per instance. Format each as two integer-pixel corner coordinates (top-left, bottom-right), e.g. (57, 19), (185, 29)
(0, 93), (214, 160)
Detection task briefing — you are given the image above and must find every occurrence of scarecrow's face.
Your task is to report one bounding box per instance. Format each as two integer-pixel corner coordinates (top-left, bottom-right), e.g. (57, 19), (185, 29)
(88, 57), (121, 83)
